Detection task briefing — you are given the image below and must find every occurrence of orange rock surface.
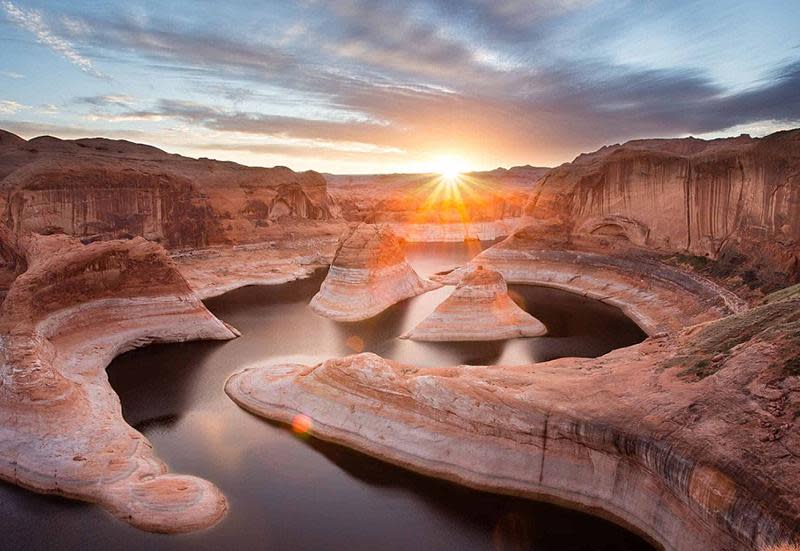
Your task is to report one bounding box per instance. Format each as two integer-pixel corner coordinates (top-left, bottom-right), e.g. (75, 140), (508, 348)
(403, 265), (547, 341)
(310, 223), (440, 321)
(0, 234), (238, 532)
(227, 295), (800, 551)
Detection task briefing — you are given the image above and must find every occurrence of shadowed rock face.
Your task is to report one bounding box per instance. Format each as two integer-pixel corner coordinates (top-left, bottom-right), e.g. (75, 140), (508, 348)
(0, 131), (341, 251)
(0, 233), (238, 533)
(403, 265), (547, 341)
(310, 223), (440, 321)
(227, 296), (800, 551)
(525, 130), (800, 289)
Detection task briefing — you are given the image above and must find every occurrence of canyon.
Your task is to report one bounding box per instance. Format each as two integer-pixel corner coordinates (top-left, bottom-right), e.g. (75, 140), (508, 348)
(326, 165), (549, 241)
(1, 127), (799, 550)
(0, 232), (237, 532)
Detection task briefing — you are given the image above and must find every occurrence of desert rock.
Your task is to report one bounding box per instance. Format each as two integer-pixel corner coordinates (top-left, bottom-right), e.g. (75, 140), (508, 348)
(524, 130), (800, 290)
(434, 229), (747, 335)
(0, 131), (342, 250)
(227, 295), (800, 551)
(327, 166), (549, 242)
(0, 233), (238, 532)
(309, 223), (440, 321)
(403, 265), (547, 341)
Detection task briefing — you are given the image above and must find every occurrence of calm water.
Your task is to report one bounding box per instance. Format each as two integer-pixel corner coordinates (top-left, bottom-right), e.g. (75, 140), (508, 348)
(0, 241), (652, 551)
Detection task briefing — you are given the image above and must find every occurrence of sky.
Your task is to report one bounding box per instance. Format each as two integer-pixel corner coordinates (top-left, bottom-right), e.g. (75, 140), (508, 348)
(1, 0), (799, 174)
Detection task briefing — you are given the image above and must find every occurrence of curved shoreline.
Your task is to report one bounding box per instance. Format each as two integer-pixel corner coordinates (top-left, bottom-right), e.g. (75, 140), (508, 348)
(432, 242), (747, 335)
(226, 311), (800, 551)
(0, 236), (238, 532)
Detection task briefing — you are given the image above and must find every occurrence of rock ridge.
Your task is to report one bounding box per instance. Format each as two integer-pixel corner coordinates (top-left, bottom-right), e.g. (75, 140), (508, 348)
(0, 233), (238, 532)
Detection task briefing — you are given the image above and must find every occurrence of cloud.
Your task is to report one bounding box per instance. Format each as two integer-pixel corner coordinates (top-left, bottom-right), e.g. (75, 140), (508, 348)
(3, 1), (799, 171)
(0, 70), (24, 79)
(60, 15), (294, 80)
(110, 98), (400, 146)
(0, 100), (28, 114)
(75, 94), (136, 107)
(1, 1), (103, 77)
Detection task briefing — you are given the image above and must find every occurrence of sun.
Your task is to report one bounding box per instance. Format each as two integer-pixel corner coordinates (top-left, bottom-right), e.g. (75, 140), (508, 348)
(433, 156), (467, 185)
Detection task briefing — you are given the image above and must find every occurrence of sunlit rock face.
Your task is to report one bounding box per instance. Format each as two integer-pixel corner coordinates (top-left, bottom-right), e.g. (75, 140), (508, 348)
(403, 265), (547, 341)
(526, 129), (800, 289)
(310, 223), (440, 321)
(327, 166), (549, 242)
(0, 131), (341, 250)
(227, 296), (800, 551)
(436, 229), (747, 336)
(0, 233), (237, 533)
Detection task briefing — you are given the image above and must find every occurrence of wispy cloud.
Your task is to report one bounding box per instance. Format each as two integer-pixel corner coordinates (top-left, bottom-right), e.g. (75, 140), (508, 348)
(75, 94), (136, 107)
(1, 0), (103, 77)
(0, 70), (25, 79)
(0, 100), (28, 114)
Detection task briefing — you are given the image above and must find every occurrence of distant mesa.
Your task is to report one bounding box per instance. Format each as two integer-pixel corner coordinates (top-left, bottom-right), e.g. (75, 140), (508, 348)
(310, 222), (440, 321)
(403, 265), (547, 341)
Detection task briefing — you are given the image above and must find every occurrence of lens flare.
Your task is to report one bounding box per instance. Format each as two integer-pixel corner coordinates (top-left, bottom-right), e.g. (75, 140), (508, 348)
(345, 334), (365, 353)
(291, 414), (313, 436)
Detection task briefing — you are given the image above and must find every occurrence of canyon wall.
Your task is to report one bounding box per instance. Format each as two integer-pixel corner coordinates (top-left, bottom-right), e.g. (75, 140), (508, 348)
(327, 166), (548, 241)
(228, 295), (800, 551)
(0, 233), (238, 532)
(0, 131), (341, 251)
(525, 130), (800, 288)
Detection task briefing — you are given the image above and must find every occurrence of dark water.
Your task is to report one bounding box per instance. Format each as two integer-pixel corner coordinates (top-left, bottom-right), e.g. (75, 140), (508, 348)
(0, 241), (652, 551)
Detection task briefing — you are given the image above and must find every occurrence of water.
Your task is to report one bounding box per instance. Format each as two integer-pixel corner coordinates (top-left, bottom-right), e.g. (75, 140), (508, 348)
(0, 241), (652, 551)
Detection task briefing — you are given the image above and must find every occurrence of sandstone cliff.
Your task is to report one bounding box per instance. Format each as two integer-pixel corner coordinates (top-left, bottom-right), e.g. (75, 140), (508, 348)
(327, 166), (548, 241)
(403, 265), (547, 341)
(0, 233), (238, 532)
(310, 223), (440, 321)
(525, 129), (800, 289)
(0, 130), (341, 251)
(228, 294), (800, 551)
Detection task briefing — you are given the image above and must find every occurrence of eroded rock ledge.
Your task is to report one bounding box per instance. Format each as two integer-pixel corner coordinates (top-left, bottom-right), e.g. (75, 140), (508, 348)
(227, 297), (800, 551)
(403, 265), (547, 341)
(310, 223), (440, 321)
(433, 227), (748, 335)
(0, 234), (238, 532)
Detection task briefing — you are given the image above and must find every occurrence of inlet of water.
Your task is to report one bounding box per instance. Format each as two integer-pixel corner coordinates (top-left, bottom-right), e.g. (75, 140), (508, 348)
(0, 241), (651, 551)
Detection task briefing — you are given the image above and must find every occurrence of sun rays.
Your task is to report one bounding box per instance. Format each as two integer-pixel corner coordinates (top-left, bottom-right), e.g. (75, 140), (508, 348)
(408, 163), (504, 231)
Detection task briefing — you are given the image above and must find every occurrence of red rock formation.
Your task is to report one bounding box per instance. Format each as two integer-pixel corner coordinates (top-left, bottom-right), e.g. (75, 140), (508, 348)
(434, 230), (746, 336)
(403, 265), (547, 341)
(310, 223), (440, 321)
(0, 131), (341, 250)
(227, 295), (800, 551)
(525, 129), (800, 289)
(327, 166), (548, 241)
(0, 233), (238, 532)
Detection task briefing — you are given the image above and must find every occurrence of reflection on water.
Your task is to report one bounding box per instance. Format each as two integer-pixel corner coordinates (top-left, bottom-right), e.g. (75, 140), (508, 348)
(0, 241), (652, 551)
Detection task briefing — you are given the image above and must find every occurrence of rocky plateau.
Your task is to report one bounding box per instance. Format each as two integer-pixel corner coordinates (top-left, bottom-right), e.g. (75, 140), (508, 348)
(1, 127), (799, 549)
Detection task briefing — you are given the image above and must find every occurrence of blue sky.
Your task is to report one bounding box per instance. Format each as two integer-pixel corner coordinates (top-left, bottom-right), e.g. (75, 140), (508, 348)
(1, 0), (799, 173)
